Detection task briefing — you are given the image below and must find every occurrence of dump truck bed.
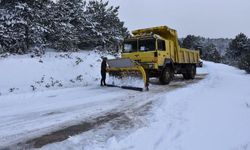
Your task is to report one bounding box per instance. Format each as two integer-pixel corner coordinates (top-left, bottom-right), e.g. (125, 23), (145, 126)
(177, 48), (200, 64)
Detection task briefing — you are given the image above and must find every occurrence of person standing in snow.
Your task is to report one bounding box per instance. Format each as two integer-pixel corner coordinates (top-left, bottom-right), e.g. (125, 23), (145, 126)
(101, 57), (107, 86)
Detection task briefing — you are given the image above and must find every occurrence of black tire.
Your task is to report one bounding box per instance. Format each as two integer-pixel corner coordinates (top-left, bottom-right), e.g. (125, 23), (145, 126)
(183, 65), (196, 80)
(159, 67), (173, 85)
(189, 65), (196, 79)
(182, 73), (190, 80)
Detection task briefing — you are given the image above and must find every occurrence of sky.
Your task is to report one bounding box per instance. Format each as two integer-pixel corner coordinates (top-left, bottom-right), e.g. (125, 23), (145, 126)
(108, 0), (250, 38)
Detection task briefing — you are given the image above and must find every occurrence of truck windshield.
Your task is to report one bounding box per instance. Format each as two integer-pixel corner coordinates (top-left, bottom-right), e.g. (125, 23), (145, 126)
(123, 40), (137, 53)
(139, 38), (156, 51)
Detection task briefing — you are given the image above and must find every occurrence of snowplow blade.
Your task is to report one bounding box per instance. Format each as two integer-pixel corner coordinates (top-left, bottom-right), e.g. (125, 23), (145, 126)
(106, 58), (148, 91)
(106, 84), (144, 92)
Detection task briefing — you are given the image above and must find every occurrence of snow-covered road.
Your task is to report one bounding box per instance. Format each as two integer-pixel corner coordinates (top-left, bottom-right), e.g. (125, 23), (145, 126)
(78, 62), (250, 150)
(1, 55), (250, 150)
(0, 73), (204, 149)
(0, 85), (138, 148)
(41, 62), (250, 150)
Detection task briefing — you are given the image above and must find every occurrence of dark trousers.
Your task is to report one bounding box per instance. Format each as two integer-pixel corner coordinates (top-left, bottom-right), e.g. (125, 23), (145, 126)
(101, 71), (106, 86)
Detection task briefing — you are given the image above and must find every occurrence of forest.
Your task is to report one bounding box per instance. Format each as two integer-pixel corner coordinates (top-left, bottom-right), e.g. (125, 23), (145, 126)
(0, 0), (128, 54)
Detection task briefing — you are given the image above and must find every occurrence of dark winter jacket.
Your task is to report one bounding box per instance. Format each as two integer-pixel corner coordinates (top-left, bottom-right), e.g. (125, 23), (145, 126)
(101, 60), (107, 72)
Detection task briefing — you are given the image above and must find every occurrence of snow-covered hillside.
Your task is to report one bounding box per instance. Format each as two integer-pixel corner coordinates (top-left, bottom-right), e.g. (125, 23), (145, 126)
(0, 51), (109, 96)
(0, 52), (250, 150)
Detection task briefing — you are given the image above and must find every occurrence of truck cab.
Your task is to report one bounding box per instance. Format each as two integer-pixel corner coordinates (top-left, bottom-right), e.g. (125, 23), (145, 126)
(121, 33), (178, 79)
(122, 34), (172, 69)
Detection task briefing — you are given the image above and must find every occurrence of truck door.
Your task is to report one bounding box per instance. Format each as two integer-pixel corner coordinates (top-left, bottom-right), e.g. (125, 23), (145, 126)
(157, 39), (168, 66)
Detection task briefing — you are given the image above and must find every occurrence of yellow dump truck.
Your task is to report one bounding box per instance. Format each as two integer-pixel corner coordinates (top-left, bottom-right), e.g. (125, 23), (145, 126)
(107, 26), (200, 90)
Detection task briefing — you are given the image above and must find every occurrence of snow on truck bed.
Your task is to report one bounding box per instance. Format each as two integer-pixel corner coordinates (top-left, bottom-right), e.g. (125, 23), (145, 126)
(0, 51), (250, 150)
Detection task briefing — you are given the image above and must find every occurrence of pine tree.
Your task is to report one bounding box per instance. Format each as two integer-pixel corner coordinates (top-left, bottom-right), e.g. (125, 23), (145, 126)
(85, 0), (128, 50)
(238, 38), (250, 72)
(0, 0), (52, 54)
(0, 7), (7, 53)
(224, 33), (250, 72)
(182, 35), (202, 50)
(248, 39), (250, 53)
(239, 53), (250, 73)
(202, 44), (221, 63)
(0, 0), (128, 53)
(0, 1), (27, 53)
(47, 0), (85, 51)
(227, 33), (248, 60)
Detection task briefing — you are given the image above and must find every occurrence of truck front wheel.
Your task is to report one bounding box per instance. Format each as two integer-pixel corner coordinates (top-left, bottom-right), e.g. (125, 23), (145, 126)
(159, 67), (173, 85)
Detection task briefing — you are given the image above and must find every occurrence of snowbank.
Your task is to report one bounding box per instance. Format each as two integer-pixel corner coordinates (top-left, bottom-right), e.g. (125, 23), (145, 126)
(0, 51), (109, 96)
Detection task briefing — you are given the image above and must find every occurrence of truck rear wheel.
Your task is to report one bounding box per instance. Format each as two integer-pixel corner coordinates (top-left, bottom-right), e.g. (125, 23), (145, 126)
(159, 67), (173, 85)
(183, 65), (196, 80)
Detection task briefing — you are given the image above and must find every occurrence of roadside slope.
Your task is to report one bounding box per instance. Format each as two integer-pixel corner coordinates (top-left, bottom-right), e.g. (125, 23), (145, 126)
(0, 51), (105, 96)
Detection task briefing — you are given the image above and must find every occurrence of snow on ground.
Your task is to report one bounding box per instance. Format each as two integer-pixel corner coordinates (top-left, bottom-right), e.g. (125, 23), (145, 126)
(0, 50), (110, 96)
(0, 84), (140, 148)
(43, 62), (250, 150)
(0, 51), (121, 147)
(1, 51), (250, 150)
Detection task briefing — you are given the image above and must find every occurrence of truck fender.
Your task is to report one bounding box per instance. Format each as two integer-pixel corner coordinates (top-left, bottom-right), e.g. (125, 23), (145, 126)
(163, 58), (174, 69)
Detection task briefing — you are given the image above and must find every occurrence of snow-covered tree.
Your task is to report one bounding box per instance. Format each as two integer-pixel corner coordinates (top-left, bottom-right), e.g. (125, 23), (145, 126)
(0, 1), (27, 53)
(46, 0), (85, 51)
(223, 33), (250, 72)
(182, 35), (202, 50)
(237, 38), (250, 72)
(0, 0), (53, 54)
(84, 0), (129, 50)
(202, 44), (221, 63)
(239, 53), (250, 73)
(0, 0), (128, 53)
(226, 33), (248, 60)
(45, 0), (128, 51)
